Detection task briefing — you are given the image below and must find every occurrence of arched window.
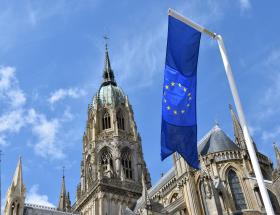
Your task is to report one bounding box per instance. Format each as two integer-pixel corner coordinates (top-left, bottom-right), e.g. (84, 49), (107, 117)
(100, 149), (113, 172)
(170, 193), (179, 203)
(117, 111), (125, 130)
(121, 149), (132, 179)
(228, 169), (247, 210)
(11, 202), (15, 215)
(102, 111), (111, 130)
(200, 181), (210, 215)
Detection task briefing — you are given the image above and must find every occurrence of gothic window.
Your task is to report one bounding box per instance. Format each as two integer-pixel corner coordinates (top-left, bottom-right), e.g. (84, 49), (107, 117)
(228, 169), (247, 210)
(11, 202), (15, 215)
(117, 111), (125, 130)
(170, 193), (179, 203)
(100, 149), (113, 172)
(199, 181), (210, 215)
(102, 111), (111, 130)
(121, 149), (133, 179)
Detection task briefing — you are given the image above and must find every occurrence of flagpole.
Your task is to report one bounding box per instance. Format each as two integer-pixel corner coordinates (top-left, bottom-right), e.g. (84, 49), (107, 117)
(216, 35), (274, 215)
(168, 8), (275, 215)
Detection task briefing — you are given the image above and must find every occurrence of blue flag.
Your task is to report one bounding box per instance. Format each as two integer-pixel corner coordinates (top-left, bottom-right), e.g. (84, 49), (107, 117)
(161, 15), (201, 169)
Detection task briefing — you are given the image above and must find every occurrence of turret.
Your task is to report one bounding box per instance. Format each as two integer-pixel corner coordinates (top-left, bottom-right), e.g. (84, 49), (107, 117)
(57, 172), (71, 212)
(4, 157), (26, 215)
(229, 104), (246, 149)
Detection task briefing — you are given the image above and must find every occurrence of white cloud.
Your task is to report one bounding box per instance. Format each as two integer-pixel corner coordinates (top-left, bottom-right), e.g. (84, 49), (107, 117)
(48, 88), (86, 104)
(25, 109), (65, 159)
(239, 0), (251, 11)
(258, 48), (280, 119)
(25, 185), (55, 207)
(262, 126), (280, 141)
(0, 65), (73, 159)
(0, 109), (25, 133)
(0, 66), (26, 108)
(32, 117), (64, 159)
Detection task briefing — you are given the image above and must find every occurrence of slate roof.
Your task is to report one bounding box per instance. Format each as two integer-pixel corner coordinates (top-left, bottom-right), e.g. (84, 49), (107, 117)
(23, 204), (78, 215)
(198, 125), (239, 156)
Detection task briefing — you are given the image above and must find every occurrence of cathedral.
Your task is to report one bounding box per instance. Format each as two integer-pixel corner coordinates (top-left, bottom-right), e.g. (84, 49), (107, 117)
(4, 45), (280, 215)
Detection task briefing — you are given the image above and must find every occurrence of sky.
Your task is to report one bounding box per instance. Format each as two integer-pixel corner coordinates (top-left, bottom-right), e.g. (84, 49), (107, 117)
(1, 0), (280, 210)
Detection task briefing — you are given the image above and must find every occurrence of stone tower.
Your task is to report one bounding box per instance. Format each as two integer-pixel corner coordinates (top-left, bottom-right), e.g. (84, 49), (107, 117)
(4, 158), (26, 215)
(74, 45), (151, 215)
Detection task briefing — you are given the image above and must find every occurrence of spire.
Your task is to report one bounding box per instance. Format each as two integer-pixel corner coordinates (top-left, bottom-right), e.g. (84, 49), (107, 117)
(12, 157), (24, 194)
(4, 157), (26, 215)
(229, 104), (246, 149)
(58, 168), (70, 212)
(101, 41), (117, 87)
(273, 143), (280, 169)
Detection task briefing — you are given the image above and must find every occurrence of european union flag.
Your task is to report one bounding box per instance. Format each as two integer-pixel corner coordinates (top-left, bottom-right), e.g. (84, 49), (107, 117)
(161, 14), (201, 169)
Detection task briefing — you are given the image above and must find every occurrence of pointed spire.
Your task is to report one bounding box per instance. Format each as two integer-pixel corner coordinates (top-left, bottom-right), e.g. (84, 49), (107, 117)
(102, 40), (117, 87)
(58, 167), (69, 212)
(12, 157), (24, 194)
(5, 157), (25, 215)
(273, 143), (280, 169)
(229, 104), (246, 149)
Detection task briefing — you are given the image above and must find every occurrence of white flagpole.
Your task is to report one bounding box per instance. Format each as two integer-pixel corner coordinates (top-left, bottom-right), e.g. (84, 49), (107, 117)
(168, 8), (275, 215)
(216, 35), (274, 215)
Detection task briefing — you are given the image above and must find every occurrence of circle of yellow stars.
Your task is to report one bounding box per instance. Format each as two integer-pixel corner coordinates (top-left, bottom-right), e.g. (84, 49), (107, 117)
(163, 81), (192, 115)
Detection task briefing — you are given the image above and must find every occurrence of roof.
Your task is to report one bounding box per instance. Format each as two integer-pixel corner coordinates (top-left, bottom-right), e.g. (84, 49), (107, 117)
(198, 125), (239, 156)
(23, 204), (77, 215)
(97, 84), (126, 106)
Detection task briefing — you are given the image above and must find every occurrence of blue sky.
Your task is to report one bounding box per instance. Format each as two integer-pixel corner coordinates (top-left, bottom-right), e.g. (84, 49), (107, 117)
(1, 0), (280, 209)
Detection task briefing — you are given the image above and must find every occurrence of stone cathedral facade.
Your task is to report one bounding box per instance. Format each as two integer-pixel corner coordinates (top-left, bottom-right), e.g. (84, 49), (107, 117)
(4, 46), (280, 215)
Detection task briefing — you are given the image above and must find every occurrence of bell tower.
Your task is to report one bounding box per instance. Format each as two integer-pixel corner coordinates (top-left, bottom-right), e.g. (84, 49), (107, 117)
(74, 44), (151, 215)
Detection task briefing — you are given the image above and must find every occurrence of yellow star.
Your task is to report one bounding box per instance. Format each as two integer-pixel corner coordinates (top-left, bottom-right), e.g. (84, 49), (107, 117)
(187, 104), (190, 107)
(183, 88), (187, 92)
(173, 110), (177, 115)
(188, 93), (191, 97)
(181, 110), (185, 114)
(165, 85), (169, 89)
(171, 82), (175, 86)
(167, 106), (170, 110)
(178, 83), (181, 87)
